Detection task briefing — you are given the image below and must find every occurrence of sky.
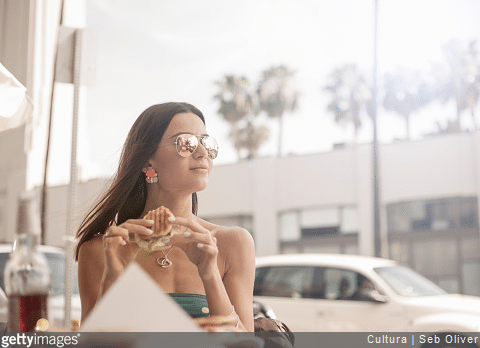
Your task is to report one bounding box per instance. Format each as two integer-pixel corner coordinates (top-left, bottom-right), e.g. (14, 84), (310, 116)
(44, 0), (480, 184)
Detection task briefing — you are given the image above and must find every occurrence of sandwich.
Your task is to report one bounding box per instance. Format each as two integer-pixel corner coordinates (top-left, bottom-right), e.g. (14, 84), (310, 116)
(135, 206), (175, 252)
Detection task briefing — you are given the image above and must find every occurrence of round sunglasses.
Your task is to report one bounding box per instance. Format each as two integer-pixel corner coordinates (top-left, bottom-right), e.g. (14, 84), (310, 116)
(160, 133), (219, 159)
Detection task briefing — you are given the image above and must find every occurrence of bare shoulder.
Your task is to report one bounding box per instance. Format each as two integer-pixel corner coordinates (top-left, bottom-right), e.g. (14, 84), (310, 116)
(198, 218), (253, 246)
(212, 226), (255, 262)
(77, 235), (105, 321)
(196, 218), (255, 262)
(78, 235), (104, 264)
(209, 225), (256, 280)
(213, 225), (254, 246)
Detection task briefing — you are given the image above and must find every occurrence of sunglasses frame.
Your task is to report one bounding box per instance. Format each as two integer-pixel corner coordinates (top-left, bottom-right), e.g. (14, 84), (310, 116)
(160, 133), (219, 159)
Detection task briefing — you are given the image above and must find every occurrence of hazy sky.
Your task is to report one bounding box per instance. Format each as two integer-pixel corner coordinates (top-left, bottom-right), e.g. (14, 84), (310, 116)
(48, 0), (480, 183)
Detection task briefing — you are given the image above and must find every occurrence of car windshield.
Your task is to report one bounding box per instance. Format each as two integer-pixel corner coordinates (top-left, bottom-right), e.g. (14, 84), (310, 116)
(374, 266), (447, 297)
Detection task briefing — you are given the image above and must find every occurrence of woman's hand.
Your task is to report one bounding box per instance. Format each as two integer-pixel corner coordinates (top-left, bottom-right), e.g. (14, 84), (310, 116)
(102, 219), (155, 279)
(168, 216), (219, 279)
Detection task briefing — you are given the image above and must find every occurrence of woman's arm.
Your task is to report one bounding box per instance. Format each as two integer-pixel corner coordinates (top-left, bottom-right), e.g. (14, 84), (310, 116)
(77, 237), (106, 322)
(78, 219), (154, 322)
(215, 227), (256, 332)
(169, 216), (256, 332)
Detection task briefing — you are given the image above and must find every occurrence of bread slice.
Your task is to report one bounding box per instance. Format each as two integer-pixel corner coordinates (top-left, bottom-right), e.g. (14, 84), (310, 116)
(135, 206), (174, 252)
(144, 206), (174, 236)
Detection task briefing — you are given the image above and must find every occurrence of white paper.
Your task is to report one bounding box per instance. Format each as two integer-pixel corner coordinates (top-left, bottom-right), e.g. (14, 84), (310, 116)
(81, 262), (201, 332)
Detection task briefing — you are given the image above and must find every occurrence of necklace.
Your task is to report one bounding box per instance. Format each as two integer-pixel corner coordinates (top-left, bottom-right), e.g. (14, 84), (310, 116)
(156, 246), (175, 268)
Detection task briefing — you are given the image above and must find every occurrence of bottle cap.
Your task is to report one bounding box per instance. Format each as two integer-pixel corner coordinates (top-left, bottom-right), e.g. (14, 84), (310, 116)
(16, 191), (41, 236)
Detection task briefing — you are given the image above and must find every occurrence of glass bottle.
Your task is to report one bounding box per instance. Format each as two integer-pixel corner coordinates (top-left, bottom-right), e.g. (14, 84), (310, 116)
(4, 192), (52, 332)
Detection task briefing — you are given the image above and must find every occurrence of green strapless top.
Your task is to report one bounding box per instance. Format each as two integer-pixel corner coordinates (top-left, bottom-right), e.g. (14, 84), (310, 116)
(169, 293), (209, 318)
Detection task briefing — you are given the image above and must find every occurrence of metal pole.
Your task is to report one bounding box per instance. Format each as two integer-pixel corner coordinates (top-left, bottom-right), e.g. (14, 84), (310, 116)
(372, 0), (381, 257)
(41, 0), (66, 245)
(63, 28), (82, 329)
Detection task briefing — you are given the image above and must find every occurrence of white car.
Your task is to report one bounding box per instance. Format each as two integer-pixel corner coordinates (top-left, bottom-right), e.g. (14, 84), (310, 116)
(0, 244), (81, 328)
(254, 253), (480, 333)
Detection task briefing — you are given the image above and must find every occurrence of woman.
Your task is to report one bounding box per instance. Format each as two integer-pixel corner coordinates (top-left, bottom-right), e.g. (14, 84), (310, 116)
(75, 102), (255, 332)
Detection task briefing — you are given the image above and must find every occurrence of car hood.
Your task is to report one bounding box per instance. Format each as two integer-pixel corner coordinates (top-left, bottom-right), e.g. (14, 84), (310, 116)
(403, 294), (480, 315)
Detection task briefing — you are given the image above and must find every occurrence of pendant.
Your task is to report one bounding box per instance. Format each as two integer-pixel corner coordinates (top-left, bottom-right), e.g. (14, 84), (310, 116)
(156, 256), (172, 268)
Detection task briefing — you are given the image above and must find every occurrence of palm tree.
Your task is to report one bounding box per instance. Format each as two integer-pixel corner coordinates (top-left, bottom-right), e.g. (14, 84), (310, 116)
(214, 75), (256, 125)
(465, 41), (480, 129)
(437, 40), (480, 130)
(324, 64), (371, 142)
(383, 67), (434, 140)
(432, 119), (462, 136)
(257, 65), (299, 157)
(214, 74), (268, 160)
(230, 121), (270, 159)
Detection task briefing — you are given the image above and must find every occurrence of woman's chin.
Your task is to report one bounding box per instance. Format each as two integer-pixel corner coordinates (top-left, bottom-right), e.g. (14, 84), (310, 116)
(195, 180), (209, 192)
(182, 180), (209, 194)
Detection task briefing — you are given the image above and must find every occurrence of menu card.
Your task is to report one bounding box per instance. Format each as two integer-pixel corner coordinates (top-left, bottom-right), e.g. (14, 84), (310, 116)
(81, 262), (201, 332)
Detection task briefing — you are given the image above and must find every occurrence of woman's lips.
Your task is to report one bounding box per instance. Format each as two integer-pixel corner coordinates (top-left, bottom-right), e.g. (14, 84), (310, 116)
(190, 167), (208, 172)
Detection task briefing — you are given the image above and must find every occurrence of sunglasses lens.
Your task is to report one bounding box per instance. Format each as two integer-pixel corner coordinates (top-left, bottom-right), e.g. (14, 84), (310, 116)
(176, 134), (198, 157)
(201, 136), (219, 159)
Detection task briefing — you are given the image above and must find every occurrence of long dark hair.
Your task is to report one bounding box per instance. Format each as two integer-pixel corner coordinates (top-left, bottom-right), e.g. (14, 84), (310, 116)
(75, 102), (205, 260)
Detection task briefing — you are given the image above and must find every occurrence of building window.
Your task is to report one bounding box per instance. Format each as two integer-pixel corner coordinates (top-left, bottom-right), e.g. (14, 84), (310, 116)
(387, 197), (479, 296)
(437, 277), (459, 294)
(279, 212), (299, 241)
(460, 198), (477, 228)
(303, 244), (341, 254)
(389, 241), (409, 265)
(279, 206), (358, 242)
(461, 261), (480, 296)
(341, 207), (358, 234)
(461, 238), (480, 259)
(387, 197), (478, 234)
(412, 240), (458, 277)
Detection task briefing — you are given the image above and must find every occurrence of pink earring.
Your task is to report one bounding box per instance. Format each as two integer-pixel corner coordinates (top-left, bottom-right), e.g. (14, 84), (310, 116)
(146, 169), (158, 183)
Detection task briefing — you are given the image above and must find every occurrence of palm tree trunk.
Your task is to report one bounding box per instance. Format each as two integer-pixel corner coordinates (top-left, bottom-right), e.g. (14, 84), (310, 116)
(405, 114), (411, 140)
(277, 113), (283, 157)
(456, 98), (462, 131)
(472, 108), (478, 131)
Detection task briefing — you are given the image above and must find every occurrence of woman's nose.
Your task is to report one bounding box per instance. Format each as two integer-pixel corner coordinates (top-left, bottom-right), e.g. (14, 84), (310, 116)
(193, 138), (208, 158)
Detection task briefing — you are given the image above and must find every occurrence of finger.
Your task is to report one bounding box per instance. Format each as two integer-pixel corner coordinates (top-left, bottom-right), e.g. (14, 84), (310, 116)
(104, 234), (127, 248)
(125, 218), (155, 227)
(120, 222), (154, 239)
(104, 226), (129, 240)
(170, 224), (189, 235)
(196, 242), (218, 256)
(123, 220), (155, 233)
(169, 216), (210, 235)
(105, 224), (149, 245)
(182, 230), (215, 246)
